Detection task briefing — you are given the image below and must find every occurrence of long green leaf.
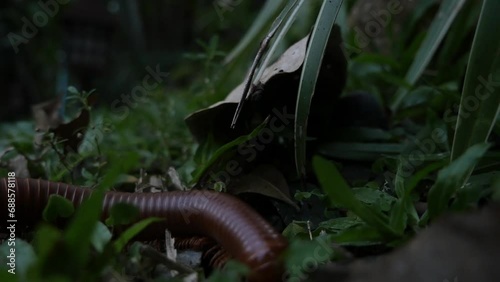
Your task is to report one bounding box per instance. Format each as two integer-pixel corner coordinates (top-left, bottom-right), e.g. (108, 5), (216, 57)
(191, 121), (267, 184)
(450, 0), (500, 172)
(313, 156), (397, 237)
(295, 0), (343, 179)
(390, 0), (467, 112)
(427, 143), (490, 220)
(231, 0), (304, 127)
(114, 218), (164, 252)
(253, 0), (306, 83)
(223, 0), (285, 65)
(63, 153), (139, 268)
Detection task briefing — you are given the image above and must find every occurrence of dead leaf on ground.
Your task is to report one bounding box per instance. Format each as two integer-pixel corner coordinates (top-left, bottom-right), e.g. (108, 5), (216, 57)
(227, 164), (299, 210)
(185, 35), (310, 146)
(50, 93), (96, 154)
(32, 97), (63, 131)
(51, 108), (90, 154)
(32, 97), (63, 146)
(186, 25), (347, 145)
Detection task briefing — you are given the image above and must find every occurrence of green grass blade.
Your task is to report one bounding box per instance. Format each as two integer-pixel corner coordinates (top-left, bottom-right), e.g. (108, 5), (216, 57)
(223, 0), (286, 65)
(450, 0), (500, 170)
(313, 156), (397, 237)
(253, 0), (306, 83)
(295, 0), (343, 179)
(427, 143), (490, 220)
(231, 0), (304, 127)
(390, 0), (467, 112)
(191, 121), (267, 184)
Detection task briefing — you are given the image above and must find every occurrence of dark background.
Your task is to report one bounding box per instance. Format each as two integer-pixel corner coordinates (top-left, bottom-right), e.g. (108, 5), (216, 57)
(0, 0), (265, 121)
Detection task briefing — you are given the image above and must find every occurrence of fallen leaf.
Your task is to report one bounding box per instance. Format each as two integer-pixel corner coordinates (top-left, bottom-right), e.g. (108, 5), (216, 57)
(31, 97), (63, 131)
(51, 108), (90, 154)
(227, 164), (299, 210)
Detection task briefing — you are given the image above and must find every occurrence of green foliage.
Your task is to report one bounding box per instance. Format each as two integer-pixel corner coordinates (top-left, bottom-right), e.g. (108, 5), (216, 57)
(391, 0), (467, 111)
(105, 203), (140, 226)
(450, 0), (500, 169)
(42, 196), (75, 223)
(1, 0), (499, 280)
(295, 0), (343, 179)
(313, 155), (398, 237)
(204, 260), (249, 282)
(426, 143), (491, 221)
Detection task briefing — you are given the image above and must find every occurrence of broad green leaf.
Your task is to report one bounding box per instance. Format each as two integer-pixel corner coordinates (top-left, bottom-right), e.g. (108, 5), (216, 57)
(352, 188), (396, 212)
(105, 203), (140, 226)
(330, 225), (385, 245)
(427, 143), (491, 220)
(313, 156), (397, 236)
(295, 0), (343, 179)
(450, 0), (500, 179)
(404, 160), (447, 195)
(90, 222), (112, 253)
(389, 199), (408, 234)
(282, 221), (309, 239)
(391, 0), (467, 111)
(114, 217), (164, 252)
(63, 153), (139, 270)
(205, 260), (249, 282)
(285, 236), (334, 277)
(42, 195), (75, 223)
(317, 217), (363, 234)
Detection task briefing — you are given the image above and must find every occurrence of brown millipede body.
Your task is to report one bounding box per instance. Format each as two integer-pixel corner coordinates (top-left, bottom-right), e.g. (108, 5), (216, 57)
(0, 178), (287, 281)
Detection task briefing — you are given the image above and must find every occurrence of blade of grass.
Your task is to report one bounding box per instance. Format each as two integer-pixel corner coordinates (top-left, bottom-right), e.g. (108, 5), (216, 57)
(427, 143), (491, 221)
(313, 156), (397, 237)
(231, 0), (303, 127)
(223, 0), (286, 65)
(63, 153), (139, 268)
(450, 0), (500, 174)
(390, 0), (467, 112)
(295, 0), (343, 179)
(191, 121), (267, 184)
(253, 0), (306, 84)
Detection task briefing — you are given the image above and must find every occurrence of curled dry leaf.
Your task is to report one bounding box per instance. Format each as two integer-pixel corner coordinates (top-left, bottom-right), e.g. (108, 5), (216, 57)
(32, 97), (63, 131)
(186, 25), (347, 145)
(32, 97), (63, 146)
(227, 164), (299, 210)
(50, 93), (96, 154)
(51, 108), (90, 154)
(185, 35), (309, 145)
